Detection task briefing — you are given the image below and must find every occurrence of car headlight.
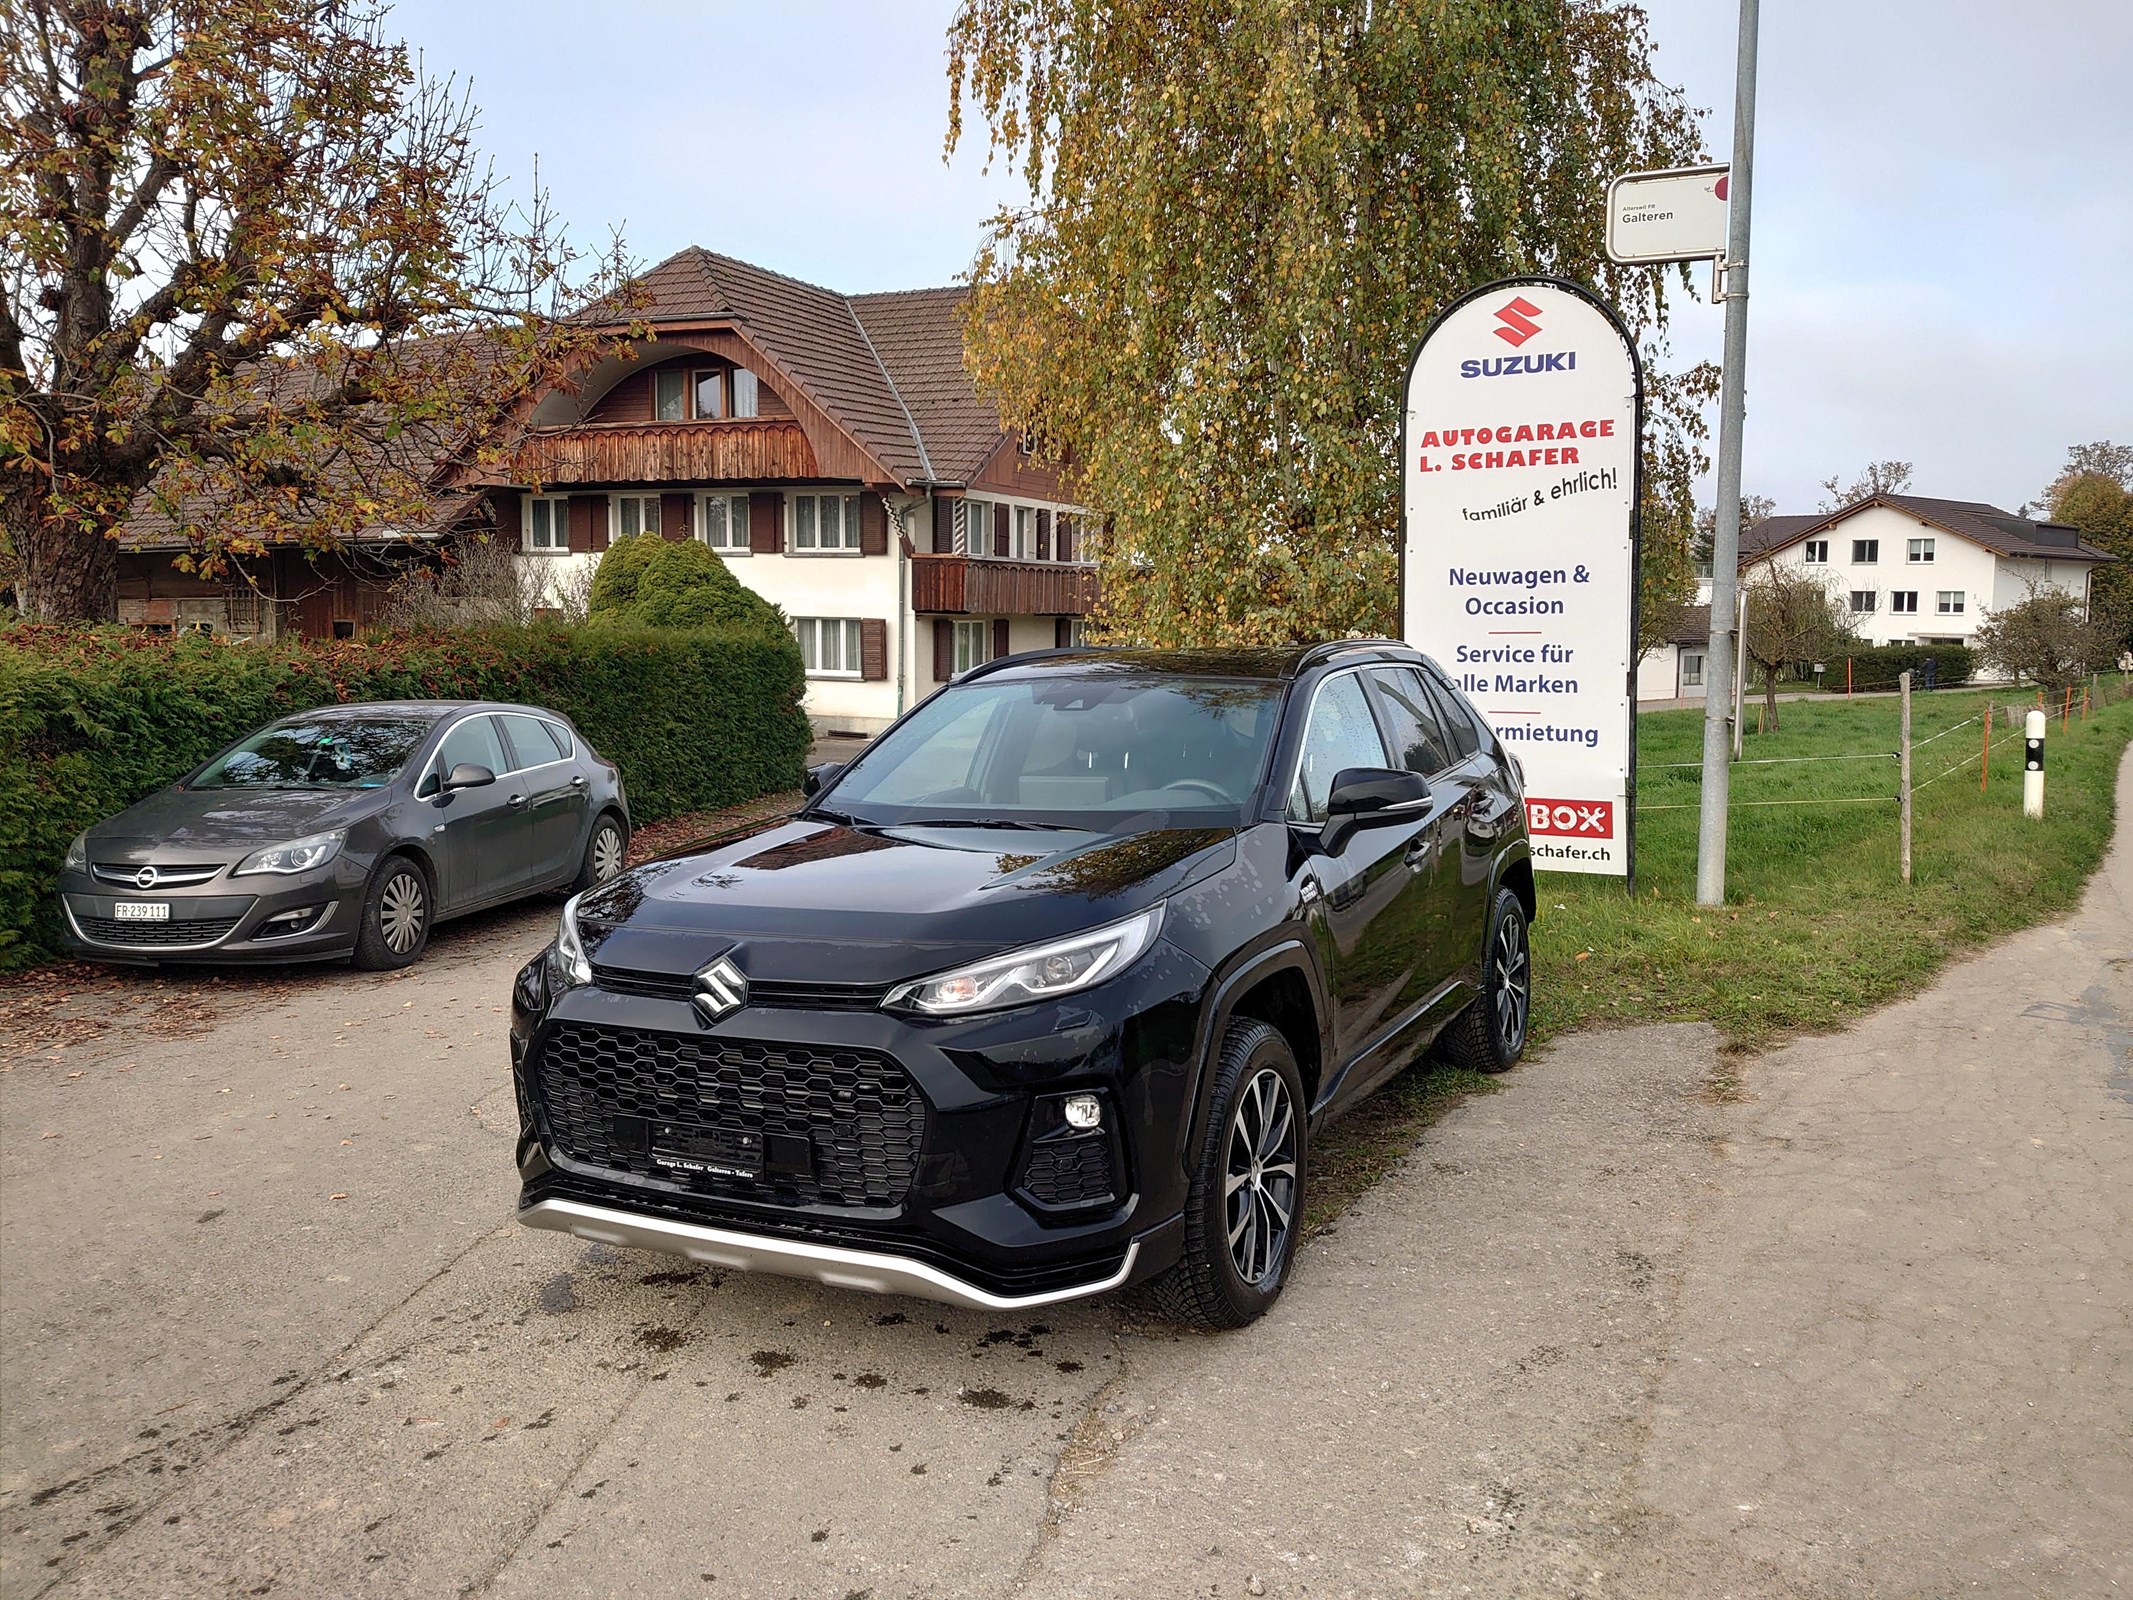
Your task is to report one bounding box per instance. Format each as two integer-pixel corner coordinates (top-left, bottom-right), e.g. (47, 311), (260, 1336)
(548, 893), (593, 991)
(884, 906), (1164, 1016)
(63, 832), (88, 872)
(232, 830), (345, 876)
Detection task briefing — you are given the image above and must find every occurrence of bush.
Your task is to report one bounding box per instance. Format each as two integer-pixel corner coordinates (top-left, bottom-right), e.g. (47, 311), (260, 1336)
(0, 623), (810, 968)
(1827, 642), (1976, 692)
(588, 534), (787, 633)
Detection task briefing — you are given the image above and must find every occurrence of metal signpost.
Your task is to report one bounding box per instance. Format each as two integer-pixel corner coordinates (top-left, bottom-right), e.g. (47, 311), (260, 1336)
(1401, 278), (1643, 880)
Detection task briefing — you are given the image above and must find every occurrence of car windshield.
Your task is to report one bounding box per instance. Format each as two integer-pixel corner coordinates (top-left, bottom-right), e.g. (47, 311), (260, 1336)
(822, 673), (1284, 830)
(191, 717), (437, 791)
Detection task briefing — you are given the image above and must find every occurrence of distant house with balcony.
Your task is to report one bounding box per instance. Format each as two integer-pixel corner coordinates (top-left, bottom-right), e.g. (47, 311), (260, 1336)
(498, 247), (1096, 733)
(1638, 492), (2114, 701)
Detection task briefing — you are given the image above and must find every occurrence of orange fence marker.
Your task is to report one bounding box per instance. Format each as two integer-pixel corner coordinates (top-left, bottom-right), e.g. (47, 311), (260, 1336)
(2063, 684), (2074, 732)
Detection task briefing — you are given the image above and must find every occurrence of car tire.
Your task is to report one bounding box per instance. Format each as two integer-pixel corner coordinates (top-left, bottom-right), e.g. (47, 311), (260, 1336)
(569, 811), (629, 894)
(352, 855), (433, 971)
(1437, 886), (1531, 1074)
(1141, 1019), (1307, 1331)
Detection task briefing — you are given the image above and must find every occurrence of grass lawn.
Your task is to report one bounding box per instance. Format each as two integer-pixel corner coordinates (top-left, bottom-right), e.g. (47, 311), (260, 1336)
(1531, 684), (2133, 1056)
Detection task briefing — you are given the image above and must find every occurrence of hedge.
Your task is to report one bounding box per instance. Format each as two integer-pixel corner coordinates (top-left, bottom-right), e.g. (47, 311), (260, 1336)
(0, 623), (811, 969)
(1825, 642), (1977, 692)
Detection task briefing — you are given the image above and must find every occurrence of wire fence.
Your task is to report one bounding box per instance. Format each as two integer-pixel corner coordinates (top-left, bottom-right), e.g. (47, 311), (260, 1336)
(1635, 670), (2133, 879)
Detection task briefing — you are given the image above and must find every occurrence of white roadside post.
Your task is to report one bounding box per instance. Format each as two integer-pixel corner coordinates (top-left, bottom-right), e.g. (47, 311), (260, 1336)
(2024, 708), (2047, 819)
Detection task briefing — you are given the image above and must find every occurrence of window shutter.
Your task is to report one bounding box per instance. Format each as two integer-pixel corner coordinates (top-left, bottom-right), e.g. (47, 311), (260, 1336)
(993, 618), (1010, 660)
(932, 496), (956, 553)
(749, 492), (784, 554)
(1035, 509), (1051, 561)
(567, 495), (598, 555)
(860, 619), (889, 681)
(659, 493), (692, 542)
(933, 618), (955, 681)
(1055, 616), (1073, 648)
(1057, 515), (1075, 562)
(859, 492), (888, 556)
(992, 503), (1010, 558)
(591, 497), (612, 553)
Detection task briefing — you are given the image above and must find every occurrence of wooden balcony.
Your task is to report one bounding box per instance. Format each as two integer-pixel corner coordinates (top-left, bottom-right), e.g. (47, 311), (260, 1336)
(910, 553), (1099, 616)
(513, 420), (819, 486)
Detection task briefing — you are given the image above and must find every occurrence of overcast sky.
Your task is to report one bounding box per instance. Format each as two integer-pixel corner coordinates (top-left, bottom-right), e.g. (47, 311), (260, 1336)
(393, 1), (2131, 517)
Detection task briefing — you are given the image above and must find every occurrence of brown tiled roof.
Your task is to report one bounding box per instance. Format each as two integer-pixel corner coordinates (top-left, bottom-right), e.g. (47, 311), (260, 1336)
(849, 287), (999, 484)
(1662, 603), (1710, 645)
(1742, 496), (2114, 566)
(622, 247), (1003, 489)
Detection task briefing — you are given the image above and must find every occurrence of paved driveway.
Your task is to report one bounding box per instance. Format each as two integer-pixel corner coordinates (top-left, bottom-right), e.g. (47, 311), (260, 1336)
(3, 755), (2127, 1598)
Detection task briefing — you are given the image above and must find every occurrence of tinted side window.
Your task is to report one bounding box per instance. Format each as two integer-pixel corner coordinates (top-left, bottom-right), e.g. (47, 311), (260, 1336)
(1369, 668), (1455, 777)
(435, 715), (508, 778)
(1287, 673), (1391, 823)
(498, 713), (570, 770)
(1421, 671), (1484, 759)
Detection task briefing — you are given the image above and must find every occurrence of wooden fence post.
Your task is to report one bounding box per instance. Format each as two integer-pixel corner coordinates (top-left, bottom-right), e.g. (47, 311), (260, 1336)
(1981, 698), (1991, 792)
(1899, 670), (1913, 886)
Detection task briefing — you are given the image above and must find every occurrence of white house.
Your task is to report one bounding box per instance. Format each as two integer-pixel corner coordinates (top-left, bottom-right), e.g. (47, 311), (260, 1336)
(1637, 494), (2113, 701)
(502, 248), (1096, 735)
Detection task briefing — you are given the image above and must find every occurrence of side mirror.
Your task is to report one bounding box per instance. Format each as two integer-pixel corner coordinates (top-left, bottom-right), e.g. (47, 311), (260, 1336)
(443, 762), (496, 792)
(803, 761), (844, 798)
(1326, 766), (1430, 818)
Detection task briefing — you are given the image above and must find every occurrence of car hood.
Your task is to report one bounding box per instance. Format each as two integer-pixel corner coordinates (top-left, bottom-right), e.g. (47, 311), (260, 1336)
(575, 818), (1239, 987)
(87, 786), (381, 859)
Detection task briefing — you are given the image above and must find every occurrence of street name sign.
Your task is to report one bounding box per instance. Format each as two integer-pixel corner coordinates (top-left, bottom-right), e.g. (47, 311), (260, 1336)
(1606, 164), (1730, 264)
(1401, 278), (1642, 878)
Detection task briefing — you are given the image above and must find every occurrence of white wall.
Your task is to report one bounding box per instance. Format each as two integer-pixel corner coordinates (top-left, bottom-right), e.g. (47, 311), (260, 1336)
(1637, 644), (1708, 703)
(520, 488), (1087, 737)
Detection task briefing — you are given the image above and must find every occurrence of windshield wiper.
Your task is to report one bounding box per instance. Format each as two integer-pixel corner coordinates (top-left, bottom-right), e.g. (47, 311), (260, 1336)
(894, 817), (1083, 833)
(802, 804), (865, 826)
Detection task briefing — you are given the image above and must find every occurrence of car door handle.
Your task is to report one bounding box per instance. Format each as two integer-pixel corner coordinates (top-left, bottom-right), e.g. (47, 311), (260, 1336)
(570, 774), (588, 789)
(1404, 833), (1436, 869)
(507, 793), (527, 810)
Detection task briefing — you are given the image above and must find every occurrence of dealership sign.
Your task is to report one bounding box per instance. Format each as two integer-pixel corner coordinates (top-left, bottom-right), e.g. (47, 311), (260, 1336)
(1401, 278), (1641, 877)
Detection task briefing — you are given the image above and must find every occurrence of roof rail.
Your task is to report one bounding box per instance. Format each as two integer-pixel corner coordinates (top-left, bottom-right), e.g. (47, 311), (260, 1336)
(1294, 638), (1408, 671)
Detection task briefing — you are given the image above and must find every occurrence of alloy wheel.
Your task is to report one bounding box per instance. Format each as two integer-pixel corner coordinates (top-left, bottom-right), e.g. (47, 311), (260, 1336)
(379, 870), (427, 954)
(1223, 1067), (1298, 1289)
(1493, 912), (1529, 1055)
(592, 824), (625, 883)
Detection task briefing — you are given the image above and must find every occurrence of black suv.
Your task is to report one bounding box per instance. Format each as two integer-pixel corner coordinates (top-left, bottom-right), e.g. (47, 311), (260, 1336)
(509, 642), (1534, 1328)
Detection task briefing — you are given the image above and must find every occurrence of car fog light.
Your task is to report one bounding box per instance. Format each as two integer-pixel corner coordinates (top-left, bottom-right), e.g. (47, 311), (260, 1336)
(1063, 1093), (1103, 1131)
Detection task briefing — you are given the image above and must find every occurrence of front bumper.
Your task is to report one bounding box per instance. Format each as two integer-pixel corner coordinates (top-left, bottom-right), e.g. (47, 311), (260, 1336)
(510, 941), (1211, 1308)
(57, 862), (366, 964)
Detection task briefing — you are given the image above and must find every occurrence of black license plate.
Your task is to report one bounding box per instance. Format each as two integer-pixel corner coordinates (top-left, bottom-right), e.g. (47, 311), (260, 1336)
(648, 1121), (762, 1181)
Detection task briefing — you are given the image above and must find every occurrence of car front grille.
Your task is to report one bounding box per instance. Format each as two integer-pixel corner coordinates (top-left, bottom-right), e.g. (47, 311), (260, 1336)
(588, 962), (889, 1011)
(74, 914), (242, 948)
(91, 861), (224, 888)
(533, 1021), (924, 1209)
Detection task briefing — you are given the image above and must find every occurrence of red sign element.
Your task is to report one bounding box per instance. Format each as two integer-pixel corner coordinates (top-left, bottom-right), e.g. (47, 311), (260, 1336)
(1525, 797), (1615, 838)
(1492, 296), (1544, 347)
(1714, 173), (1729, 202)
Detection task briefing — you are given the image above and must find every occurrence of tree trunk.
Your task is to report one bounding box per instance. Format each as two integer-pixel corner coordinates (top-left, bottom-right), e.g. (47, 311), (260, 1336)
(1762, 663), (1781, 734)
(5, 478), (121, 622)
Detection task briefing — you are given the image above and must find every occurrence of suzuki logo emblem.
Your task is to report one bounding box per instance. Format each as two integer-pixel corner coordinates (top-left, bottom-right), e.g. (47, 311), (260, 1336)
(134, 865), (159, 889)
(691, 955), (747, 1022)
(1492, 296), (1544, 347)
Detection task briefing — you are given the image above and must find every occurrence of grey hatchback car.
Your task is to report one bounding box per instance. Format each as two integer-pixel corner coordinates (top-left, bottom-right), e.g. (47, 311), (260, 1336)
(57, 701), (630, 969)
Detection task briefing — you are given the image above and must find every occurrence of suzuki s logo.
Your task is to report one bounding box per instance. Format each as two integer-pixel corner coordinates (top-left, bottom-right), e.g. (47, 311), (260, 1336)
(1492, 296), (1544, 347)
(691, 955), (747, 1023)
